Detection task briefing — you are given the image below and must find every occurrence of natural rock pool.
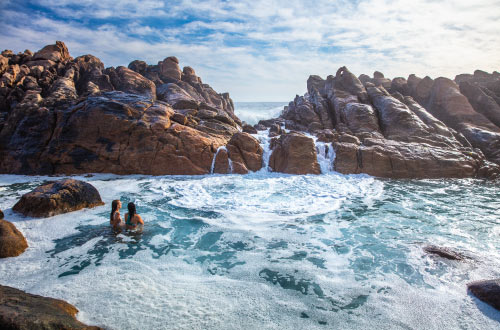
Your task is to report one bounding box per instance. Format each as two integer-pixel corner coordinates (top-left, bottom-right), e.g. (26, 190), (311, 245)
(0, 173), (499, 329)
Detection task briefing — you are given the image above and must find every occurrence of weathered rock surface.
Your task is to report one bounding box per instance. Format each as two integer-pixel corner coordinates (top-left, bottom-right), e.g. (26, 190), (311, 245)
(0, 219), (28, 258)
(269, 133), (321, 174)
(467, 279), (500, 311)
(0, 41), (239, 175)
(0, 285), (102, 329)
(268, 67), (500, 179)
(13, 179), (104, 217)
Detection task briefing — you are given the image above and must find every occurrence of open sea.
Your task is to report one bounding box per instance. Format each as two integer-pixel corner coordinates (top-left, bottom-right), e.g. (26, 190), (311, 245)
(0, 103), (499, 329)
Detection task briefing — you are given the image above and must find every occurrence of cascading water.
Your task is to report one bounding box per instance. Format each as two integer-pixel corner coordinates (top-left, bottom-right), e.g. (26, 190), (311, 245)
(210, 146), (227, 174)
(315, 141), (336, 174)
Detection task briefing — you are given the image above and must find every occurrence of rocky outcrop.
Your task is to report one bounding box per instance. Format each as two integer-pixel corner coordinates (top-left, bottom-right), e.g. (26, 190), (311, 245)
(13, 179), (104, 217)
(467, 279), (500, 311)
(0, 285), (101, 329)
(0, 219), (28, 258)
(267, 67), (500, 179)
(269, 133), (321, 174)
(0, 209), (3, 219)
(0, 41), (239, 175)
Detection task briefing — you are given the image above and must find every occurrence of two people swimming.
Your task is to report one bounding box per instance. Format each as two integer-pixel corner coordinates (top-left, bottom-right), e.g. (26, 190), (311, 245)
(110, 200), (144, 230)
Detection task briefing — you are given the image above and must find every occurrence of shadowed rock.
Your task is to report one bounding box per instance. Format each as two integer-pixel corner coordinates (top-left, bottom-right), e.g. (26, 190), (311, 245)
(226, 132), (263, 174)
(0, 220), (28, 258)
(468, 279), (500, 311)
(13, 179), (104, 217)
(0, 285), (102, 329)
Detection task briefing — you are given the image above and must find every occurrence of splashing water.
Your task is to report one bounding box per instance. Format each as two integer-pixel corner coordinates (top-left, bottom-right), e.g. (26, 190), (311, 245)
(0, 173), (499, 330)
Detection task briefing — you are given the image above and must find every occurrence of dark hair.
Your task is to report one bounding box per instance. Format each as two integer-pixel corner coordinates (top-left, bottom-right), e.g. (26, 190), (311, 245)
(110, 200), (120, 221)
(128, 202), (136, 219)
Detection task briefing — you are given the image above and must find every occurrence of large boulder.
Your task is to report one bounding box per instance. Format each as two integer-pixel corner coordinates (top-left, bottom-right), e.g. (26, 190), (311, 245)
(0, 220), (28, 258)
(13, 179), (104, 217)
(32, 41), (71, 62)
(467, 279), (500, 311)
(0, 285), (102, 329)
(269, 133), (321, 174)
(158, 56), (182, 81)
(226, 132), (263, 174)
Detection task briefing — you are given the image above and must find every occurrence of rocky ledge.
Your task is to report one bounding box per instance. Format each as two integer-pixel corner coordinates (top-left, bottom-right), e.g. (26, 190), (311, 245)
(257, 67), (500, 178)
(0, 285), (101, 329)
(1, 41), (500, 179)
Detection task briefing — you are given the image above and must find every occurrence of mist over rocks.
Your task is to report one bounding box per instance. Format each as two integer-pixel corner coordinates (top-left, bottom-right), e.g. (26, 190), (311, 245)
(264, 67), (500, 179)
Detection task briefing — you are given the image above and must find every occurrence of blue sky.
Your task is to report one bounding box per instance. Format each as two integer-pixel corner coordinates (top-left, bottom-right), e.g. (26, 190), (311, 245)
(1, 0), (499, 101)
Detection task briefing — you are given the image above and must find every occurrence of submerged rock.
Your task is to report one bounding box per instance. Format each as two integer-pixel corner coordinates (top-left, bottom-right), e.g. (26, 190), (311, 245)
(0, 219), (28, 258)
(0, 285), (102, 329)
(13, 179), (104, 217)
(468, 279), (500, 311)
(269, 133), (321, 174)
(423, 245), (465, 261)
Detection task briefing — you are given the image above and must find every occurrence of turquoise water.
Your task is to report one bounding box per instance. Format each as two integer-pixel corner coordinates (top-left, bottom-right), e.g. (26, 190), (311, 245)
(0, 173), (499, 329)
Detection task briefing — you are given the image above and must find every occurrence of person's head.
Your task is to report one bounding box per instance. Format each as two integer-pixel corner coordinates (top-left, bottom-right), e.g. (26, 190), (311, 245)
(110, 200), (121, 220)
(128, 202), (136, 217)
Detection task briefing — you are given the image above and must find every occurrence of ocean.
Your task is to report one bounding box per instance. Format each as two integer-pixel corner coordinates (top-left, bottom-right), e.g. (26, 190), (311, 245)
(0, 103), (499, 330)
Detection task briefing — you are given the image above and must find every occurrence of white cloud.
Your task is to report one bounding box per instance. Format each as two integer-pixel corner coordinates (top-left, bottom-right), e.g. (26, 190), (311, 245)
(1, 0), (499, 101)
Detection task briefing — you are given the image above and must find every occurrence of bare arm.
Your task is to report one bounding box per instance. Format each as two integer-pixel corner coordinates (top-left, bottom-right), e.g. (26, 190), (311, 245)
(137, 215), (144, 225)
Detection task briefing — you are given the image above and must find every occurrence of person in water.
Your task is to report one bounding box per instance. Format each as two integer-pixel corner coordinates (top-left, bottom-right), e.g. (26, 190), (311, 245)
(125, 202), (144, 230)
(110, 200), (123, 228)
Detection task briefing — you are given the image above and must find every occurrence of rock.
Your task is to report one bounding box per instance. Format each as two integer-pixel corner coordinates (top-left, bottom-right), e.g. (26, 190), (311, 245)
(423, 245), (465, 260)
(13, 179), (104, 217)
(32, 41), (71, 62)
(158, 56), (182, 81)
(427, 77), (500, 164)
(333, 140), (481, 179)
(128, 60), (148, 76)
(391, 77), (409, 95)
(107, 66), (156, 99)
(157, 83), (199, 108)
(0, 220), (28, 258)
(269, 133), (321, 174)
(242, 123), (257, 134)
(269, 123), (282, 136)
(467, 279), (500, 311)
(226, 132), (263, 173)
(0, 209), (3, 219)
(213, 147), (230, 174)
(254, 124), (267, 131)
(459, 81), (500, 128)
(0, 285), (102, 329)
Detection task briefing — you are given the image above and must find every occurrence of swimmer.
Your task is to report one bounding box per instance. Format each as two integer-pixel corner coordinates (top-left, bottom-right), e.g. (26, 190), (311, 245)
(125, 202), (144, 230)
(110, 200), (123, 229)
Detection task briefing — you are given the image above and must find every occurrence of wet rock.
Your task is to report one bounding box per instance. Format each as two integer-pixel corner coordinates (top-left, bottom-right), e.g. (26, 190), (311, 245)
(13, 179), (104, 217)
(226, 132), (263, 173)
(0, 220), (28, 258)
(423, 245), (465, 260)
(0, 285), (102, 329)
(213, 147), (230, 174)
(269, 133), (321, 174)
(467, 279), (500, 311)
(269, 123), (282, 137)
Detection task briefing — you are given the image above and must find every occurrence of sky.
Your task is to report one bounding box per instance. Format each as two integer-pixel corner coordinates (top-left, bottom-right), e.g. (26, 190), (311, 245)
(0, 0), (499, 101)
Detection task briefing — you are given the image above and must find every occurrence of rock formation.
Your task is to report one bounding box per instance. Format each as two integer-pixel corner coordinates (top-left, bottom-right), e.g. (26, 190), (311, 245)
(0, 285), (101, 329)
(0, 41), (240, 175)
(269, 133), (321, 174)
(266, 67), (500, 179)
(13, 179), (104, 217)
(0, 219), (28, 258)
(467, 279), (500, 311)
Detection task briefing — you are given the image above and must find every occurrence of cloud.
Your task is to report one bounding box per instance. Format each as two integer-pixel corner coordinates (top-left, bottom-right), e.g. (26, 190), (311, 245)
(1, 0), (499, 101)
